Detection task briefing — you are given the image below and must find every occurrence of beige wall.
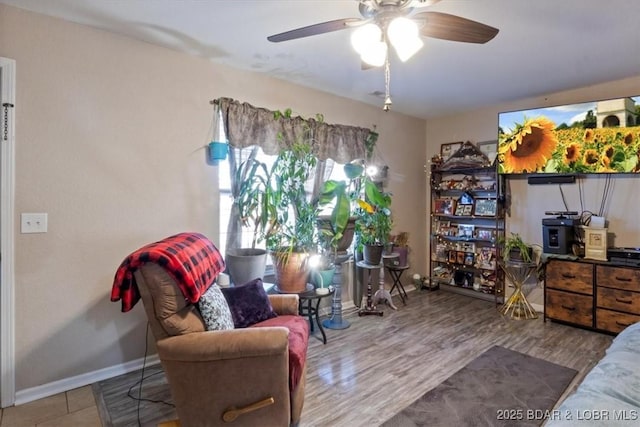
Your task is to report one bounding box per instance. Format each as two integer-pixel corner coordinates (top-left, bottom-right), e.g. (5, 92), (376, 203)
(426, 75), (640, 306)
(0, 4), (427, 396)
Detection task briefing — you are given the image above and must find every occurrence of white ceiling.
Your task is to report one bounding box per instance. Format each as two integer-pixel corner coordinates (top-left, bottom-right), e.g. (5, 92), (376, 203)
(3, 0), (640, 119)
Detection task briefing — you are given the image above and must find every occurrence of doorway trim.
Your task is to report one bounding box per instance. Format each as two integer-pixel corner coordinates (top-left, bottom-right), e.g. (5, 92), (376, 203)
(1, 56), (16, 408)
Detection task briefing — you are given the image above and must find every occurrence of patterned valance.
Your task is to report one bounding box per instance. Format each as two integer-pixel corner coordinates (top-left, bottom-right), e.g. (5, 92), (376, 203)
(215, 97), (374, 164)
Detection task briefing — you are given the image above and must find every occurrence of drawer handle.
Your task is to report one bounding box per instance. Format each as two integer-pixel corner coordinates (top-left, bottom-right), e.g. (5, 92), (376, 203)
(616, 321), (632, 327)
(615, 298), (633, 305)
(615, 276), (632, 282)
(561, 305), (576, 311)
(561, 274), (576, 279)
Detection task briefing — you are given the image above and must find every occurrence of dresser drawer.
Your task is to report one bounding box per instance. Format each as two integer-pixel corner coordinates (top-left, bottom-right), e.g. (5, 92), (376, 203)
(596, 308), (640, 334)
(545, 289), (593, 327)
(597, 265), (640, 292)
(597, 286), (640, 315)
(545, 260), (593, 295)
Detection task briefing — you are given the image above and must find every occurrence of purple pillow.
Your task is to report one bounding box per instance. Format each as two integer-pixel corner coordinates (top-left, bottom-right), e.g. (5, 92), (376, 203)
(221, 278), (277, 328)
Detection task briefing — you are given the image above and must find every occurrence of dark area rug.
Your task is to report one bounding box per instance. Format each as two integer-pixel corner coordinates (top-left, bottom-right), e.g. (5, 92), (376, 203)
(381, 345), (577, 427)
(92, 364), (177, 427)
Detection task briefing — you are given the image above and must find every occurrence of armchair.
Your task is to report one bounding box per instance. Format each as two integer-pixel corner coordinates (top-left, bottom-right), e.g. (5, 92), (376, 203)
(113, 233), (308, 427)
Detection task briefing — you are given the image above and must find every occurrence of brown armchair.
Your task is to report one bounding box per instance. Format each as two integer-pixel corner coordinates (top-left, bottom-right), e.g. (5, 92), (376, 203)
(134, 261), (308, 427)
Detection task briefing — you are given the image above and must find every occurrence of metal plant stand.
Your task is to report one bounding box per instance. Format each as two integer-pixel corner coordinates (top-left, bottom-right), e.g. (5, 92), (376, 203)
(322, 253), (351, 330)
(499, 259), (538, 320)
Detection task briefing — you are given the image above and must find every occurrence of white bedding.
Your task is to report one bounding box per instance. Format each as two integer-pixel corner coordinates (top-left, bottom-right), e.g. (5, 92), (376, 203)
(545, 322), (640, 426)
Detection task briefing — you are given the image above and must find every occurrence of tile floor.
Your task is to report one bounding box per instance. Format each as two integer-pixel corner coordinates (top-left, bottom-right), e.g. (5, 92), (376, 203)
(0, 386), (100, 427)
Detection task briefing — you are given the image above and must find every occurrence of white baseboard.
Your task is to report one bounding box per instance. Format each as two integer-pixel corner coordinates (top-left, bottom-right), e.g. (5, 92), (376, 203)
(14, 354), (160, 406)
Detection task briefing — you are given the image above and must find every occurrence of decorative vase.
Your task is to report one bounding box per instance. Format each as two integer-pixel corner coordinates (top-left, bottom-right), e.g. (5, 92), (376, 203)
(272, 250), (309, 293)
(363, 244), (384, 265)
(393, 245), (409, 267)
(310, 267), (335, 289)
(225, 248), (267, 286)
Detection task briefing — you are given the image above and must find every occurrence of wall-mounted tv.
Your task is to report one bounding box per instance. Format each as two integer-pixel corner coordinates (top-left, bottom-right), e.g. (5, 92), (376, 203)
(498, 95), (640, 174)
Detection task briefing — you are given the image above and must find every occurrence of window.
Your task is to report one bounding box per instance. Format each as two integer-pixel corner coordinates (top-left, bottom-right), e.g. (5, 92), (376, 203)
(218, 148), (346, 258)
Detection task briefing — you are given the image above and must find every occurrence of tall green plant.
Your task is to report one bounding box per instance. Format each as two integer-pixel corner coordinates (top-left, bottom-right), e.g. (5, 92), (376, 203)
(234, 157), (273, 249)
(316, 162), (364, 254)
(355, 178), (393, 246)
(265, 141), (318, 252)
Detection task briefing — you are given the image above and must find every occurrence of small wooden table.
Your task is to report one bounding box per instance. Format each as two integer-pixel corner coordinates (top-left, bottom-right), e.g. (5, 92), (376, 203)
(356, 261), (385, 316)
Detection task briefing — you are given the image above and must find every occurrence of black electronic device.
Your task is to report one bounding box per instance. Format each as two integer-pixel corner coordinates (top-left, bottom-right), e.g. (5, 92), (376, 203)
(608, 247), (640, 267)
(528, 175), (576, 185)
(542, 212), (578, 254)
(544, 211), (578, 217)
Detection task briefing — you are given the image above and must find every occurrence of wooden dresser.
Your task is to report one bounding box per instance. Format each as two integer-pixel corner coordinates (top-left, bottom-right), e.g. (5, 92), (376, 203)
(544, 259), (640, 334)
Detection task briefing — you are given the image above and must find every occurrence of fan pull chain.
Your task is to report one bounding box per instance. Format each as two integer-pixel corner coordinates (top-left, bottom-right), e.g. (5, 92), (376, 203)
(383, 56), (392, 112)
(3, 103), (14, 141)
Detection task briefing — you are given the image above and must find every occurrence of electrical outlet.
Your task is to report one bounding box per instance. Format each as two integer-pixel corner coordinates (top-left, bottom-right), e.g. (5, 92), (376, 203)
(21, 213), (48, 233)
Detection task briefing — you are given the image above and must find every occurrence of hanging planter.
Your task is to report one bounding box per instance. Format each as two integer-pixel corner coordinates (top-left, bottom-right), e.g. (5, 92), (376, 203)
(207, 101), (228, 166)
(208, 141), (228, 164)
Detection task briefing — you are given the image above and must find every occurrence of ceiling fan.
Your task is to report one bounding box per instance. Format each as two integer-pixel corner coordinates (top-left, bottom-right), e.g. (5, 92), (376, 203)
(267, 0), (499, 110)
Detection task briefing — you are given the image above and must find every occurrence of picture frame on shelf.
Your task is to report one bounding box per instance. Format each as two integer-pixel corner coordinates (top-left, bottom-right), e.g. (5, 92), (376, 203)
(456, 251), (465, 264)
(448, 250), (458, 263)
(464, 252), (475, 266)
(463, 204), (473, 216)
(459, 241), (476, 253)
(440, 141), (463, 162)
(434, 198), (456, 215)
(477, 140), (497, 164)
(476, 228), (496, 241)
(457, 224), (475, 238)
(476, 247), (496, 270)
(473, 198), (498, 217)
(436, 220), (450, 235)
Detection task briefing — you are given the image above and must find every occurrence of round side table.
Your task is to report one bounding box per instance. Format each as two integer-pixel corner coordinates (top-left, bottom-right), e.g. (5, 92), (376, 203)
(298, 287), (335, 344)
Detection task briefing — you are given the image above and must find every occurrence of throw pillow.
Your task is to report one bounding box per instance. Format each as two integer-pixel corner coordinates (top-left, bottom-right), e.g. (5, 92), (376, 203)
(221, 278), (277, 328)
(198, 284), (235, 331)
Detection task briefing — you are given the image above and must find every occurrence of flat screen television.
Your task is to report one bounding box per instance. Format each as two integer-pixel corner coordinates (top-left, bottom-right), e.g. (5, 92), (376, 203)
(497, 95), (640, 174)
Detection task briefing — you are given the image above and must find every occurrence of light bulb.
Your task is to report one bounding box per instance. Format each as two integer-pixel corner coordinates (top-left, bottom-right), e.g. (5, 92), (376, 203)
(387, 17), (424, 62)
(350, 23), (382, 55)
(361, 41), (387, 67)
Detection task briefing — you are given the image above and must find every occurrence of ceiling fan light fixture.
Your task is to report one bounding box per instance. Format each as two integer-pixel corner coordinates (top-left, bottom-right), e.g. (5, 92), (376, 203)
(360, 40), (387, 67)
(350, 23), (382, 55)
(387, 17), (424, 61)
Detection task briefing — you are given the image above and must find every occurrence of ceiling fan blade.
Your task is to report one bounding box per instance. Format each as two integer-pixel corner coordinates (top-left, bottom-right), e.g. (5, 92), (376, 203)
(267, 18), (362, 42)
(415, 11), (499, 44)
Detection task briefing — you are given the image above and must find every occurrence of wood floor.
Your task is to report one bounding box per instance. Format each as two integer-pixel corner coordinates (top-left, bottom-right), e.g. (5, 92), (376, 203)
(299, 289), (613, 427)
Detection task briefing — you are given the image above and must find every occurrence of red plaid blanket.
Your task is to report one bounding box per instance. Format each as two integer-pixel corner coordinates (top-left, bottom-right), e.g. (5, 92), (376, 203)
(111, 232), (225, 312)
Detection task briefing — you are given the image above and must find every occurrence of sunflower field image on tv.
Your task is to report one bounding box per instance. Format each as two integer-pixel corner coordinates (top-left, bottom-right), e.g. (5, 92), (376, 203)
(498, 96), (640, 174)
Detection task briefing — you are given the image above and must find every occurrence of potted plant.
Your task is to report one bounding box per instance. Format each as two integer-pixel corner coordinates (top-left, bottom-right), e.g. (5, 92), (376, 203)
(354, 177), (393, 265)
(225, 154), (270, 286)
(315, 161), (365, 257)
(500, 233), (534, 262)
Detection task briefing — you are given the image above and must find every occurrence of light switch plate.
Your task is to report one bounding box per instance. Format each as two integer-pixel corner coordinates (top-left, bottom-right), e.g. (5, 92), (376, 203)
(21, 213), (48, 233)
